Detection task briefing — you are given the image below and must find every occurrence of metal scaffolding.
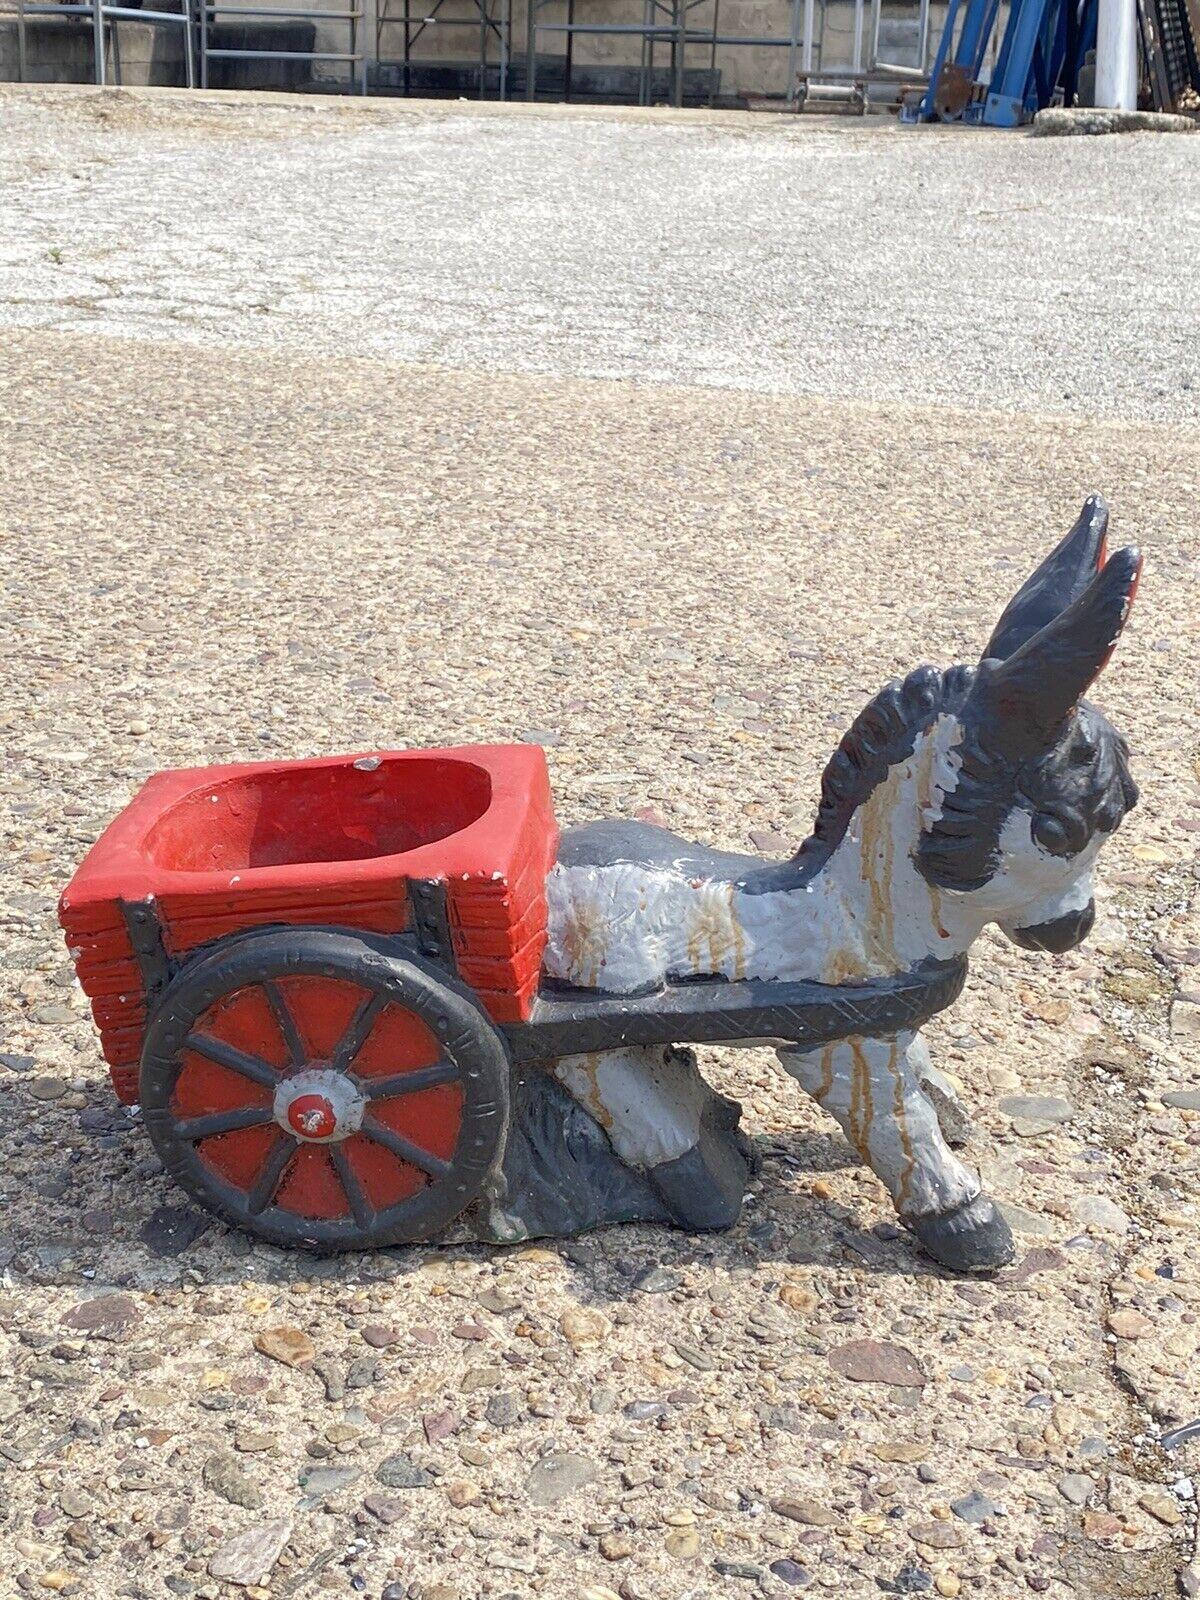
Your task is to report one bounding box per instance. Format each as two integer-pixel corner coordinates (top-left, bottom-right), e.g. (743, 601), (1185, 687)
(374, 0), (511, 96)
(197, 0), (368, 90)
(683, 0), (807, 104)
(1, 0), (936, 102)
(4, 0), (194, 84)
(525, 0), (691, 103)
(522, 0), (931, 107)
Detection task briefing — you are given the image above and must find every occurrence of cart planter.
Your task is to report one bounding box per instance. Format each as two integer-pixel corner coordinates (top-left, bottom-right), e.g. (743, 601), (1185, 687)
(61, 500), (1142, 1272)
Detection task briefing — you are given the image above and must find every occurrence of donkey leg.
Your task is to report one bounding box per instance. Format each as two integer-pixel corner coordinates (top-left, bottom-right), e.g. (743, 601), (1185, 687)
(553, 1045), (751, 1230)
(777, 1031), (1013, 1273)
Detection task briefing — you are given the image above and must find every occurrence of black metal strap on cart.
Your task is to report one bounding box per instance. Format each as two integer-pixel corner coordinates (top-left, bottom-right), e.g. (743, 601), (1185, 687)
(406, 879), (458, 974)
(119, 898), (174, 1011)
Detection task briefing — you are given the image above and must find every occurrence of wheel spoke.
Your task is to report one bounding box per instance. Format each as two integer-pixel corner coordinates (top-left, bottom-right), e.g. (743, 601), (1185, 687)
(245, 1132), (296, 1215)
(330, 992), (386, 1074)
(361, 1116), (451, 1180)
(362, 1060), (460, 1100)
(177, 1106), (274, 1141)
(330, 1143), (375, 1231)
(262, 980), (306, 1068)
(185, 1032), (279, 1091)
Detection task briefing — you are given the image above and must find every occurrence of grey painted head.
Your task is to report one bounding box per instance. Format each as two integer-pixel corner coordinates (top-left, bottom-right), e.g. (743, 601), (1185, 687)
(915, 495), (1141, 949)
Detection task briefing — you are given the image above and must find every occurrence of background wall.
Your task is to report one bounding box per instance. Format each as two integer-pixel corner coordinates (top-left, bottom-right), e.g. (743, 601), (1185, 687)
(0, 0), (956, 98)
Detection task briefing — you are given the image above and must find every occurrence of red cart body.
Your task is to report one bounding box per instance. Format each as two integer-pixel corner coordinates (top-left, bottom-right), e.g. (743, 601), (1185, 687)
(60, 746), (558, 1106)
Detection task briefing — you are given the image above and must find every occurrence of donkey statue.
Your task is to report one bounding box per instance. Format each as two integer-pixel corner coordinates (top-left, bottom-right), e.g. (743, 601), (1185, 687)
(534, 497), (1141, 1273)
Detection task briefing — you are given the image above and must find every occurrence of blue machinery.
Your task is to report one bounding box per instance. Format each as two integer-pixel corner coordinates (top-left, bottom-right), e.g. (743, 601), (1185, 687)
(912, 0), (1099, 123)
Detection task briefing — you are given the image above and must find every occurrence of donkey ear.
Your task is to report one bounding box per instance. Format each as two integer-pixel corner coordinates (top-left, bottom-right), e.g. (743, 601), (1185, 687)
(968, 544), (1141, 758)
(983, 495), (1110, 662)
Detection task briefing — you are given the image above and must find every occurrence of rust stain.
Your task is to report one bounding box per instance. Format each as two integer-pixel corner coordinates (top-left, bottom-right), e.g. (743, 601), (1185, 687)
(685, 903), (707, 971)
(817, 1043), (834, 1103)
(578, 1053), (614, 1130)
(889, 1040), (916, 1213)
(926, 879), (949, 942)
(560, 897), (605, 987)
(823, 945), (866, 985)
(686, 884), (740, 976)
(856, 767), (901, 972)
(557, 1053), (614, 1130)
(915, 732), (937, 818)
(726, 883), (747, 981)
(846, 1038), (874, 1164)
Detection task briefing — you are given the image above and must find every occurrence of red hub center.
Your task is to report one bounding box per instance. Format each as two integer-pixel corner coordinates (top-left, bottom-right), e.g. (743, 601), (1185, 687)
(286, 1092), (339, 1141)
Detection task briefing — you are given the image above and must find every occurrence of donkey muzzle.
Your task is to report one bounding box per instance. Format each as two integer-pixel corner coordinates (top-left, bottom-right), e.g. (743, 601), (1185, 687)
(1005, 898), (1096, 953)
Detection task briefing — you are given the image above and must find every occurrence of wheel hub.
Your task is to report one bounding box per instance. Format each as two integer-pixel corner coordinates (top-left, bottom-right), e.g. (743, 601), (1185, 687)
(274, 1069), (365, 1143)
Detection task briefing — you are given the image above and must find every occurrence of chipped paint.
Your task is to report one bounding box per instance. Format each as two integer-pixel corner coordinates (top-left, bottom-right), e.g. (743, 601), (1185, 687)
(552, 1046), (708, 1169)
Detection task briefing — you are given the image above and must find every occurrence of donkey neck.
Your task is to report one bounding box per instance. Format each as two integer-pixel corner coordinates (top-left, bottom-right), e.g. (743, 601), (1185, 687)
(733, 717), (982, 984)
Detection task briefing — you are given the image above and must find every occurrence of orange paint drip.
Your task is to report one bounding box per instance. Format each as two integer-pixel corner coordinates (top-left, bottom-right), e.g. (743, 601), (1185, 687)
(817, 1044), (834, 1103)
(856, 771), (899, 974)
(847, 1038), (874, 1164)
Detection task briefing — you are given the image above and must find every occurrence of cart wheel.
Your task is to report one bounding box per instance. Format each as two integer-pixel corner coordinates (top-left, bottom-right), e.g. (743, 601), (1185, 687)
(140, 927), (509, 1251)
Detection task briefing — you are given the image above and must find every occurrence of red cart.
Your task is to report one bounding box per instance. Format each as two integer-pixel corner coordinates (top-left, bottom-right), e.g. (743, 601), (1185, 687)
(60, 747), (558, 1250)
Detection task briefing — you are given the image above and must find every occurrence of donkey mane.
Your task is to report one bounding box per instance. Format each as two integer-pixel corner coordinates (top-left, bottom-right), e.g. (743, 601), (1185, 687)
(792, 661), (1134, 896)
(793, 663), (975, 877)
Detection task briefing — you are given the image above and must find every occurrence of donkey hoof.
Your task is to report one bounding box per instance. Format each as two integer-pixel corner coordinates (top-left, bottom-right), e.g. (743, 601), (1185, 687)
(909, 1195), (1014, 1275)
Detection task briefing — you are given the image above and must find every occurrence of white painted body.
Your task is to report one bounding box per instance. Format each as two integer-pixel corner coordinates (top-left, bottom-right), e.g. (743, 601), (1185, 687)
(544, 714), (1096, 994)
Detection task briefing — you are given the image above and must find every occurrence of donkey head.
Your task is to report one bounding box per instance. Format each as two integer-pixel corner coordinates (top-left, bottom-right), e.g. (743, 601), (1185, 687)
(916, 496), (1141, 953)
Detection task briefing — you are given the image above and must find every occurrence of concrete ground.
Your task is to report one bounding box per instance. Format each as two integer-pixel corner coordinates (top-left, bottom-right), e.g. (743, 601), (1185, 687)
(0, 84), (1198, 1600)
(1, 84), (1199, 422)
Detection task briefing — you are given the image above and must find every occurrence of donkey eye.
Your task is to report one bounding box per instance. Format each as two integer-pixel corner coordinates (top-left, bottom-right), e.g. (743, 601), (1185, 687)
(1032, 812), (1076, 856)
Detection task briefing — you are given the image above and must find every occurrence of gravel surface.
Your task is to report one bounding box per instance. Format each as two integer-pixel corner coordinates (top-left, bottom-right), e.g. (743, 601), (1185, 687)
(1, 86), (1199, 1600)
(1, 85), (1199, 423)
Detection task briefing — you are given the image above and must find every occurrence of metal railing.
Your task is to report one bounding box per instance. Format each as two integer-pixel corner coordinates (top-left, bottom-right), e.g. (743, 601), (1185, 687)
(523, 0), (927, 108)
(683, 0), (807, 106)
(375, 0), (511, 97)
(5, 0), (194, 85)
(525, 0), (691, 103)
(196, 0), (367, 90)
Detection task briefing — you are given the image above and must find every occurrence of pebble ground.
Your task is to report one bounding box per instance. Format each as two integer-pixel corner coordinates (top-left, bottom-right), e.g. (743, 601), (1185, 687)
(0, 85), (1198, 1600)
